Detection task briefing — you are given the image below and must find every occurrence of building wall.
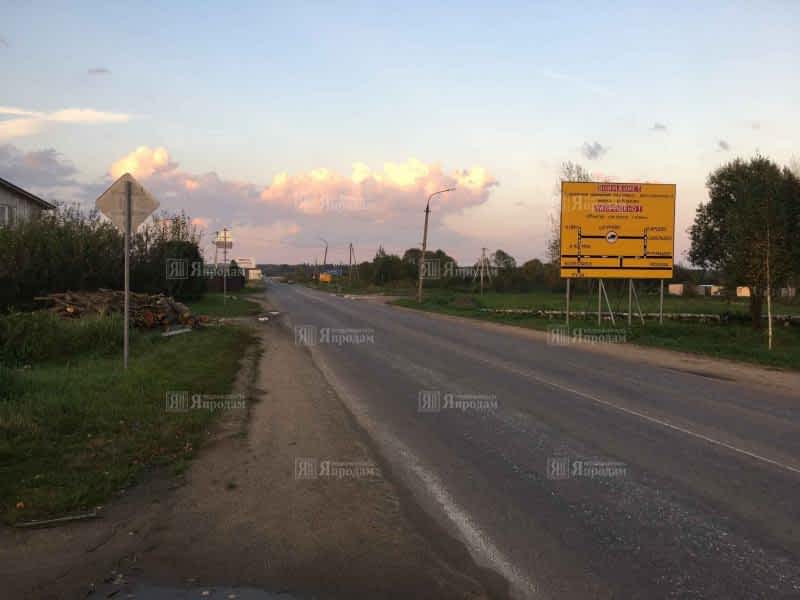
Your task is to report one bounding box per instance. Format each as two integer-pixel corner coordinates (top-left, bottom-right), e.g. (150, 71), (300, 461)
(0, 186), (45, 225)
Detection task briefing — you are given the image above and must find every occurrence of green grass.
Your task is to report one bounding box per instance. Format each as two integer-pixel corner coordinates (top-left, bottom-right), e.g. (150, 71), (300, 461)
(419, 288), (800, 316)
(238, 280), (267, 294)
(0, 311), (132, 366)
(0, 324), (255, 524)
(394, 294), (800, 371)
(305, 279), (416, 296)
(188, 292), (262, 318)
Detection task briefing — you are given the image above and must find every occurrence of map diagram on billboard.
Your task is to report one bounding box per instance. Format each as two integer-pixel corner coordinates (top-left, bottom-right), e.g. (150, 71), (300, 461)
(560, 182), (676, 279)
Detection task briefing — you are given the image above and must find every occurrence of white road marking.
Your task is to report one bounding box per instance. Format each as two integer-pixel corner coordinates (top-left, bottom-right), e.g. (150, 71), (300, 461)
(309, 346), (544, 600)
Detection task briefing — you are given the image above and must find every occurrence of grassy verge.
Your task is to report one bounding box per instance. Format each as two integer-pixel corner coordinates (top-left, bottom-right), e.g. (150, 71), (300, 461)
(188, 292), (262, 318)
(238, 280), (267, 294)
(304, 280), (415, 296)
(393, 295), (800, 371)
(0, 322), (255, 524)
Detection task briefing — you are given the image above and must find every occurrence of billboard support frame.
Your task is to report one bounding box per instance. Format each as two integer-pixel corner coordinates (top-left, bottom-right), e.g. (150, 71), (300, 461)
(565, 279), (571, 328)
(597, 279), (615, 326)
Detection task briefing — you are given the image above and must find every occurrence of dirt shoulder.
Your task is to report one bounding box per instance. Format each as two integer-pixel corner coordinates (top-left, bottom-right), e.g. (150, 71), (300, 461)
(390, 304), (800, 395)
(0, 303), (500, 599)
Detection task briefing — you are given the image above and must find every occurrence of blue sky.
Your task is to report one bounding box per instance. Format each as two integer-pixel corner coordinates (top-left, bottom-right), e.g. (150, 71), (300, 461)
(1, 1), (798, 263)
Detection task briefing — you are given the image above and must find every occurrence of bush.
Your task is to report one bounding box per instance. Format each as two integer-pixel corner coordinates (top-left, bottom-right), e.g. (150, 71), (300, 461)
(0, 207), (207, 311)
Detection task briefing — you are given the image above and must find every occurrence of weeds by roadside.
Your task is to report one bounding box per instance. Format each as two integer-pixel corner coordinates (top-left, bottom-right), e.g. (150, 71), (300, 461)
(0, 322), (254, 524)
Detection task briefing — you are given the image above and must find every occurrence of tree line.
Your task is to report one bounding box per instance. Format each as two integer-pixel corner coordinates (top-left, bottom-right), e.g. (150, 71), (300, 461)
(0, 206), (229, 311)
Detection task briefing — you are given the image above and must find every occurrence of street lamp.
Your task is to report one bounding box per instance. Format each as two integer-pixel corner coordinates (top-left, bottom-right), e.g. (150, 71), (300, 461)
(317, 236), (328, 280)
(417, 187), (455, 302)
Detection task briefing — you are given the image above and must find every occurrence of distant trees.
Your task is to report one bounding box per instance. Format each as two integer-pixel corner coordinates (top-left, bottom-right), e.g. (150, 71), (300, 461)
(491, 249), (516, 271)
(689, 156), (800, 328)
(131, 212), (206, 300)
(372, 246), (405, 285)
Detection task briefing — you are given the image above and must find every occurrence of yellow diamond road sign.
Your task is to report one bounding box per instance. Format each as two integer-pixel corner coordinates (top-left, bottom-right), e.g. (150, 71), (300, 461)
(96, 173), (159, 232)
(560, 182), (675, 279)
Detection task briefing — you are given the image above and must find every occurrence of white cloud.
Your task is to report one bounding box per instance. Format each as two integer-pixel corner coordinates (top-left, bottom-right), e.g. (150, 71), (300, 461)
(110, 146), (173, 179)
(0, 105), (131, 141)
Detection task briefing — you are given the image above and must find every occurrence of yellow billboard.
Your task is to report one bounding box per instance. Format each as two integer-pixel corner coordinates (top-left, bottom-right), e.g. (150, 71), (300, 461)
(560, 182), (675, 279)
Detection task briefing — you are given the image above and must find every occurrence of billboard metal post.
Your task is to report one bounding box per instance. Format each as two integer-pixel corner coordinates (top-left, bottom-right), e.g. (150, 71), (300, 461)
(628, 279), (632, 326)
(565, 278), (570, 328)
(598, 279), (615, 326)
(598, 280), (602, 326)
(659, 280), (664, 324)
(632, 281), (644, 325)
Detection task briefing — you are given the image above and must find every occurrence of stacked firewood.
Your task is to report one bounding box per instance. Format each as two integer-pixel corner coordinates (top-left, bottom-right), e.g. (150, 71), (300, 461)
(35, 289), (203, 329)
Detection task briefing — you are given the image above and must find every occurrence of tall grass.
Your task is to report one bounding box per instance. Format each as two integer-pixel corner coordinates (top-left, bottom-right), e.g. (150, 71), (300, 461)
(0, 311), (131, 366)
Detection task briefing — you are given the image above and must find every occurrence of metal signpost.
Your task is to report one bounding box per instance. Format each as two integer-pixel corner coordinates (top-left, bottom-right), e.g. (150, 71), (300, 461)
(96, 173), (159, 369)
(559, 182), (676, 326)
(214, 229), (233, 304)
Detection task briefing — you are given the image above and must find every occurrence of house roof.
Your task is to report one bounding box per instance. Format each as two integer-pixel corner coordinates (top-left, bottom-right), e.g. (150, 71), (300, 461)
(0, 176), (57, 210)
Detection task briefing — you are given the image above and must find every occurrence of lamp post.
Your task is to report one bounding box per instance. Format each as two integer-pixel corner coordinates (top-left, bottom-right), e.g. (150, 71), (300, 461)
(317, 237), (328, 280)
(417, 187), (455, 303)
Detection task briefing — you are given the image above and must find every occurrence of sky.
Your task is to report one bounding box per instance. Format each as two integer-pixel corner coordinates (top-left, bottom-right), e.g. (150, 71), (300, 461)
(1, 0), (798, 265)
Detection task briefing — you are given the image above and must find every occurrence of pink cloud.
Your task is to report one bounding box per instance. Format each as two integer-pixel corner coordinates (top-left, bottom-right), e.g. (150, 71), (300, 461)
(102, 147), (499, 263)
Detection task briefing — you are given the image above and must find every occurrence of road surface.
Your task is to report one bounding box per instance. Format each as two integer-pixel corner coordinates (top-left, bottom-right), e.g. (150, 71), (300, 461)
(267, 282), (800, 599)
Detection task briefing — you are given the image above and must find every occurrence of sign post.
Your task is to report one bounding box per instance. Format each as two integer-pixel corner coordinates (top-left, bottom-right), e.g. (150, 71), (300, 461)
(96, 173), (159, 369)
(124, 180), (131, 369)
(214, 229), (233, 304)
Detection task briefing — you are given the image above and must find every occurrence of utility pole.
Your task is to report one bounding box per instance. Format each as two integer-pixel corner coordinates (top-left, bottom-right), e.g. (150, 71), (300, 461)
(417, 187), (455, 303)
(766, 214), (773, 351)
(474, 247), (491, 295)
(222, 227), (229, 305)
(318, 237), (328, 270)
(214, 230), (219, 265)
(348, 243), (355, 283)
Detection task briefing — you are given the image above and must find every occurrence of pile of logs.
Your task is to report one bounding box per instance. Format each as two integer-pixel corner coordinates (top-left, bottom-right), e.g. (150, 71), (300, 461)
(35, 289), (203, 329)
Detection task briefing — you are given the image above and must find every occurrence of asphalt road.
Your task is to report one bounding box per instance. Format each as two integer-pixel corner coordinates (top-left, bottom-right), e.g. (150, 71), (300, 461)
(267, 282), (800, 600)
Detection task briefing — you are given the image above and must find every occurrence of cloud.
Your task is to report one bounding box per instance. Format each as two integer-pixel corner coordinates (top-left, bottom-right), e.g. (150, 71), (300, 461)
(110, 146), (175, 179)
(717, 139), (731, 151)
(0, 37), (7, 49)
(260, 158), (497, 222)
(651, 122), (668, 132)
(103, 149), (497, 261)
(0, 144), (78, 188)
(581, 141), (608, 160)
(0, 105), (131, 141)
(0, 144), (94, 205)
(0, 118), (44, 139)
(88, 67), (111, 76)
(2, 142), (501, 263)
